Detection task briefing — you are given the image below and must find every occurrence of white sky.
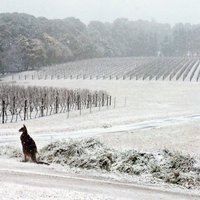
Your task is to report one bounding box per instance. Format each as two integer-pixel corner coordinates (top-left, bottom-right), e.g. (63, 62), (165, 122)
(0, 0), (199, 25)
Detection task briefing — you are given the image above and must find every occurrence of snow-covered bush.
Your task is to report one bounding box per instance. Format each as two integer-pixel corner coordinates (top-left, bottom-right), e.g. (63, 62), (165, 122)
(1, 138), (200, 189)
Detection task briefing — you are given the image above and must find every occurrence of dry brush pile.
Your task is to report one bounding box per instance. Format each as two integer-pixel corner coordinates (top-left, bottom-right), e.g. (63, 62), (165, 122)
(0, 85), (111, 123)
(2, 138), (199, 189)
(38, 139), (200, 189)
(0, 139), (200, 189)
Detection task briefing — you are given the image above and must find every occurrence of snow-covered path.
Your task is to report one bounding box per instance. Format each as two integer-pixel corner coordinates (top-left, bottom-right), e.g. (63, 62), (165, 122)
(0, 159), (199, 200)
(1, 113), (200, 146)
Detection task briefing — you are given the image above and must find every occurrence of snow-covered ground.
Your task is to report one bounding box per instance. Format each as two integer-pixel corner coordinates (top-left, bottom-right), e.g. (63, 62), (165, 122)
(0, 158), (199, 200)
(1, 77), (200, 199)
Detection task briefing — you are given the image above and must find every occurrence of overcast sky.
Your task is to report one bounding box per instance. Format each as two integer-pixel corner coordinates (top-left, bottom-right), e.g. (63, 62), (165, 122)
(0, 0), (199, 25)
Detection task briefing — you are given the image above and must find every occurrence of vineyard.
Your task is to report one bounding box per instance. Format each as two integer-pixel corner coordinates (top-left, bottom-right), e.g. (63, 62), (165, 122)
(0, 85), (112, 124)
(10, 57), (200, 82)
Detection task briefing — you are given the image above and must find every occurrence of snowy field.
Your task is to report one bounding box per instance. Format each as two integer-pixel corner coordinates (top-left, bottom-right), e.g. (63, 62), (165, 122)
(1, 76), (200, 199)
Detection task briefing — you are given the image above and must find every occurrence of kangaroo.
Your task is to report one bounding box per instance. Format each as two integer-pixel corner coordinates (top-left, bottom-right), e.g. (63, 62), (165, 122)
(19, 125), (49, 165)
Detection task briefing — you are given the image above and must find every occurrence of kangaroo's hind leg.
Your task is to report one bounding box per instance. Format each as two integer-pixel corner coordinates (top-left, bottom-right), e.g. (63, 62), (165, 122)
(21, 154), (28, 162)
(31, 153), (37, 163)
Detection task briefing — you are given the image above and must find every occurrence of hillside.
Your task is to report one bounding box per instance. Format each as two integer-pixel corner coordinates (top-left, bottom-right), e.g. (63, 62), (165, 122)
(0, 13), (200, 73)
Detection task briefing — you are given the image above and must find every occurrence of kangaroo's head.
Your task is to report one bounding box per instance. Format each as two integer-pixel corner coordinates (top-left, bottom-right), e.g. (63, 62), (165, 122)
(19, 124), (28, 133)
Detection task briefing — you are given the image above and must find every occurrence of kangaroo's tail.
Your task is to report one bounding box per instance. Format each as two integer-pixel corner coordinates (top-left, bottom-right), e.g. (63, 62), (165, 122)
(36, 161), (50, 165)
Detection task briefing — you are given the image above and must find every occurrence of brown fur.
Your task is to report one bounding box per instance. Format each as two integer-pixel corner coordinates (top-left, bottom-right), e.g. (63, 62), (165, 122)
(19, 125), (49, 165)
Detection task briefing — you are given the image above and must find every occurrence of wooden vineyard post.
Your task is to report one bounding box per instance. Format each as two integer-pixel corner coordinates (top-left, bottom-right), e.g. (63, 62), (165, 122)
(87, 94), (90, 109)
(41, 98), (44, 117)
(95, 93), (98, 107)
(2, 100), (5, 124)
(77, 94), (81, 115)
(89, 94), (92, 113)
(109, 96), (112, 106)
(102, 93), (105, 107)
(13, 96), (16, 115)
(55, 95), (59, 114)
(79, 95), (81, 115)
(107, 95), (109, 109)
(24, 100), (27, 121)
(67, 96), (70, 118)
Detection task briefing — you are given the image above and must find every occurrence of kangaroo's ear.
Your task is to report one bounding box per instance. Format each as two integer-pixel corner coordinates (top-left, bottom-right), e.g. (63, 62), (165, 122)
(23, 124), (26, 128)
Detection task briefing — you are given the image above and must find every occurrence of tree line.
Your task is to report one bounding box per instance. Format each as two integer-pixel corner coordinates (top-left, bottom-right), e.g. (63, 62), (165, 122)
(0, 13), (200, 73)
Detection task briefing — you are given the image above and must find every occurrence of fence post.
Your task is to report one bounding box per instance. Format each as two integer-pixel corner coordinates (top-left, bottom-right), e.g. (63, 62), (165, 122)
(77, 94), (81, 115)
(67, 96), (70, 118)
(24, 99), (27, 121)
(109, 96), (112, 106)
(107, 95), (109, 109)
(55, 95), (59, 114)
(87, 94), (90, 109)
(89, 94), (92, 113)
(13, 96), (16, 115)
(2, 100), (5, 124)
(95, 93), (98, 107)
(41, 98), (44, 117)
(77, 94), (80, 110)
(102, 93), (105, 107)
